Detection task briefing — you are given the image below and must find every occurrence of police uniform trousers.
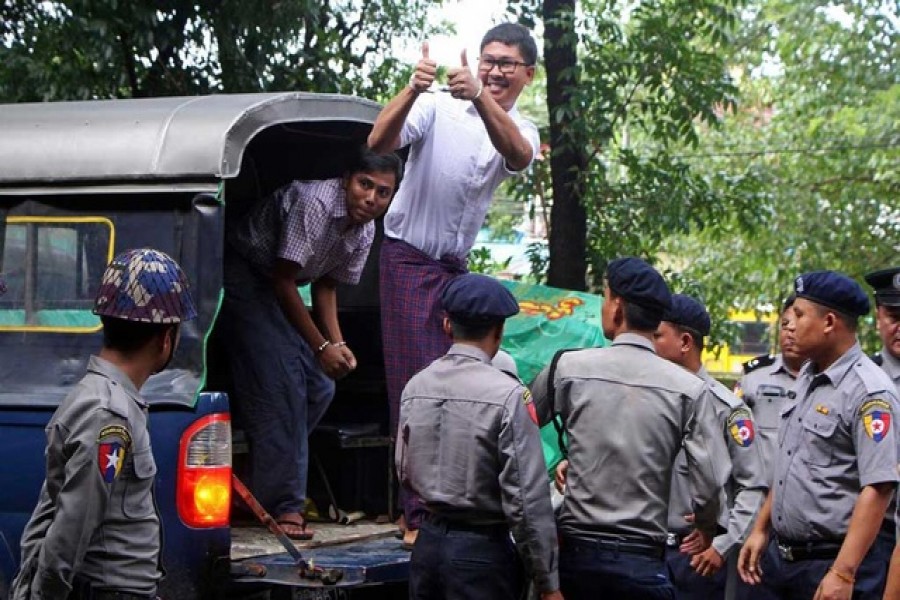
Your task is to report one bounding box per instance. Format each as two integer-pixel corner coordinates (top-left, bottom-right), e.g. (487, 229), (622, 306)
(409, 515), (524, 600)
(222, 252), (335, 517)
(758, 526), (894, 600)
(559, 533), (676, 600)
(665, 546), (725, 600)
(665, 546), (779, 600)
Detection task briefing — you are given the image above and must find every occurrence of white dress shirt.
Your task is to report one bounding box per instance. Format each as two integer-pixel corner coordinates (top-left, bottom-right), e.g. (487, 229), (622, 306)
(383, 92), (539, 260)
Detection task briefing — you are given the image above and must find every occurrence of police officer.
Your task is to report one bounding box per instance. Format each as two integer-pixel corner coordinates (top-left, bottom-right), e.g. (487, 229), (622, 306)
(396, 273), (562, 600)
(864, 267), (900, 390)
(530, 257), (725, 600)
(9, 248), (197, 600)
(738, 270), (899, 600)
(863, 267), (900, 600)
(735, 293), (805, 479)
(653, 294), (767, 600)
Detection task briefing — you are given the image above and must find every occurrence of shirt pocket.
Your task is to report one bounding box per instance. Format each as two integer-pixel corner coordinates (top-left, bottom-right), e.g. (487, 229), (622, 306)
(122, 447), (158, 518)
(800, 412), (838, 466)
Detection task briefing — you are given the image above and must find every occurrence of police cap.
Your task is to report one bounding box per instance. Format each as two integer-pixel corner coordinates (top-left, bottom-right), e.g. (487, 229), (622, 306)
(864, 267), (900, 307)
(663, 294), (711, 336)
(441, 273), (520, 325)
(606, 257), (672, 313)
(793, 270), (870, 317)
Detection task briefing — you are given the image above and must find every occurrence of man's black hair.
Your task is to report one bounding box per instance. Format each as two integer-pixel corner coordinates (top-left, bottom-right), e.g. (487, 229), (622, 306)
(449, 319), (501, 341)
(810, 303), (859, 332)
(623, 301), (663, 332)
(480, 23), (538, 66)
(348, 145), (404, 190)
(101, 316), (174, 354)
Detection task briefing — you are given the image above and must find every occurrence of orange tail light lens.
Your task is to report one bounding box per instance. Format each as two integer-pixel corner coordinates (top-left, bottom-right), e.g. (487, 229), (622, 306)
(177, 413), (232, 528)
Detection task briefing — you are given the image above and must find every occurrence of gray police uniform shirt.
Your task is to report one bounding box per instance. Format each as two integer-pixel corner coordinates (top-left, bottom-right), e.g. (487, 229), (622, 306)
(10, 356), (161, 599)
(771, 343), (900, 541)
(735, 354), (798, 483)
(667, 368), (767, 557)
(876, 348), (900, 391)
(396, 344), (560, 593)
(531, 333), (727, 545)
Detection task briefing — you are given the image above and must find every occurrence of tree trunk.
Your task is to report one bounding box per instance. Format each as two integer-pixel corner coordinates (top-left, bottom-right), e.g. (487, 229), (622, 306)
(543, 0), (587, 291)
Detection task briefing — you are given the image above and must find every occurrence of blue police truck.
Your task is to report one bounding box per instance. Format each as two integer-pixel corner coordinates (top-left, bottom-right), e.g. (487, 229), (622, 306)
(0, 94), (407, 598)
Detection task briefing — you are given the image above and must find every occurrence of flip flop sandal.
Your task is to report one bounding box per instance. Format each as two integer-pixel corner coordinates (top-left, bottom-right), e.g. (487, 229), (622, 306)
(276, 516), (315, 541)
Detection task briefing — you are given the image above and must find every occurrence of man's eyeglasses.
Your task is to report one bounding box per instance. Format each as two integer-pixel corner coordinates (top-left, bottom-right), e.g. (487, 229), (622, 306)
(478, 57), (531, 74)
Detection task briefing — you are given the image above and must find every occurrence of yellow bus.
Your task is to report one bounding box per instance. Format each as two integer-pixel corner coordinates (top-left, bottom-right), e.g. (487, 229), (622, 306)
(702, 309), (778, 378)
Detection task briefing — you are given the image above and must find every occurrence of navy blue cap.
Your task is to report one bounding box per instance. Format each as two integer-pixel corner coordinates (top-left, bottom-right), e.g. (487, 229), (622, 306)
(793, 270), (870, 317)
(441, 274), (519, 325)
(606, 257), (672, 313)
(663, 294), (711, 336)
(864, 267), (900, 307)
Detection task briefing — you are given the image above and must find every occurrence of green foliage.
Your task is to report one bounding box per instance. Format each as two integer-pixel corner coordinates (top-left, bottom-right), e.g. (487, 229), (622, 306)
(0, 0), (441, 101)
(468, 247), (513, 275)
(510, 0), (759, 290)
(661, 0), (899, 352)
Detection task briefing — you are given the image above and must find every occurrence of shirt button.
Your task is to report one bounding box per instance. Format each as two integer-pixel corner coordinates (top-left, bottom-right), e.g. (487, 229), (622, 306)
(787, 451), (792, 456)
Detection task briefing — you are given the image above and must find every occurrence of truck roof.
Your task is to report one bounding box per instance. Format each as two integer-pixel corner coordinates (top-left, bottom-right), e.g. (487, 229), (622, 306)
(0, 93), (380, 186)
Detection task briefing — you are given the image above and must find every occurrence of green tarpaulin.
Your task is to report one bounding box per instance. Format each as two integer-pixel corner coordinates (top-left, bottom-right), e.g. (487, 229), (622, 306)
(498, 280), (609, 474)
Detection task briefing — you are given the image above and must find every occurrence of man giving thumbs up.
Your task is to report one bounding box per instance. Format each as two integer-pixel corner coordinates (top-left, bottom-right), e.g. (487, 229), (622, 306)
(368, 22), (540, 552)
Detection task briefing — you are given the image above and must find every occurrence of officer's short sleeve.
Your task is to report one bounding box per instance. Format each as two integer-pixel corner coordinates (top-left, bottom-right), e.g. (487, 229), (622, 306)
(852, 392), (900, 487)
(528, 365), (555, 427)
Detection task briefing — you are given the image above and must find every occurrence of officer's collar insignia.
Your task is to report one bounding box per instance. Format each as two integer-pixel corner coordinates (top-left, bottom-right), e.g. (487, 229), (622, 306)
(860, 399), (892, 443)
(815, 404), (830, 415)
(727, 408), (755, 447)
(522, 389), (538, 425)
(97, 425), (132, 483)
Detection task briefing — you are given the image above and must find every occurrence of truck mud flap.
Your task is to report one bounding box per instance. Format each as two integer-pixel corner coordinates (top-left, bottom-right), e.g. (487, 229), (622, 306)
(230, 537), (409, 589)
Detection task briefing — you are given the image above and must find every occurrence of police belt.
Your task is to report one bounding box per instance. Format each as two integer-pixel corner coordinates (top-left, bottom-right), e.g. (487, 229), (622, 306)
(70, 576), (157, 600)
(424, 513), (510, 538)
(562, 533), (665, 560)
(775, 537), (842, 562)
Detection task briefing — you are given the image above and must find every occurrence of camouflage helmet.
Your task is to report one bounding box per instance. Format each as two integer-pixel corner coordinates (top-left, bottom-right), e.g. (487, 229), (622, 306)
(93, 248), (197, 323)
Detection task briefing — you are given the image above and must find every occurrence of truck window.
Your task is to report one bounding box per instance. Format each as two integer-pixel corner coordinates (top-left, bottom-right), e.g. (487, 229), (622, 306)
(734, 321), (771, 355)
(0, 217), (113, 331)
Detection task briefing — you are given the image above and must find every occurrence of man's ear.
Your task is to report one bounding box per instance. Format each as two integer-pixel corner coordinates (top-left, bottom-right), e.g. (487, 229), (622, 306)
(680, 332), (693, 354)
(822, 311), (837, 335)
(442, 317), (453, 337)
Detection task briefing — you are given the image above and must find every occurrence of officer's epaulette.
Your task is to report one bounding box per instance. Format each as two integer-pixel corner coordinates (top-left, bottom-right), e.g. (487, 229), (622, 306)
(742, 354), (776, 374)
(499, 368), (524, 383)
(871, 352), (884, 367)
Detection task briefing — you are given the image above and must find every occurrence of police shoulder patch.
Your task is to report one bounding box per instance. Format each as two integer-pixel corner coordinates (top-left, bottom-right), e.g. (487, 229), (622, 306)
(859, 399), (892, 443)
(521, 389), (539, 425)
(727, 408), (755, 447)
(743, 354), (776, 375)
(97, 424), (132, 483)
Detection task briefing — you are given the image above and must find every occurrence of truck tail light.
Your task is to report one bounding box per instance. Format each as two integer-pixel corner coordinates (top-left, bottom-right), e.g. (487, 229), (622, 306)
(177, 413), (232, 528)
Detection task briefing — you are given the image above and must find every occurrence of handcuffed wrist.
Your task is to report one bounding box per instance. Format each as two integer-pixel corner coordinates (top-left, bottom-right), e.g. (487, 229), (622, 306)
(315, 340), (331, 355)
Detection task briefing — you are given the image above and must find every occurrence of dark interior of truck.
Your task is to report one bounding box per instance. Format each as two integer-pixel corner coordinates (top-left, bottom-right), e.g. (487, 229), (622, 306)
(206, 120), (396, 522)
